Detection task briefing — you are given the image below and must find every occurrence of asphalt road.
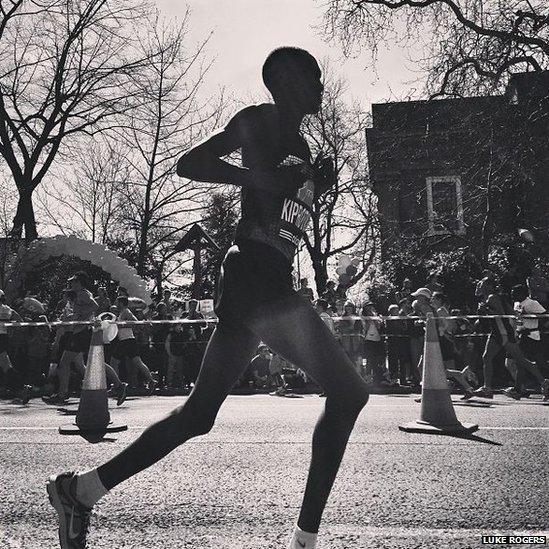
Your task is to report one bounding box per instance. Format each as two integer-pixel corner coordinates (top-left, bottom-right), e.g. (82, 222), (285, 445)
(0, 394), (548, 548)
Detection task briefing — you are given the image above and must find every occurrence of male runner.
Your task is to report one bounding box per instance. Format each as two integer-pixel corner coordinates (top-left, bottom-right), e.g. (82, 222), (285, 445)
(110, 295), (155, 393)
(473, 278), (548, 399)
(503, 284), (549, 400)
(46, 47), (369, 549)
(44, 273), (127, 405)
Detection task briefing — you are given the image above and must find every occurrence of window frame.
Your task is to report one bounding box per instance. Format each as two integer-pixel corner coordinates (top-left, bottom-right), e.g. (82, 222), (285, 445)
(426, 175), (465, 236)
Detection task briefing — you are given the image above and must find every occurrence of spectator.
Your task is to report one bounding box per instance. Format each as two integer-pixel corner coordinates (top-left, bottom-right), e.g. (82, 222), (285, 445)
(297, 277), (314, 302)
(426, 273), (443, 295)
(26, 313), (51, 386)
(385, 304), (408, 386)
(269, 353), (290, 396)
(315, 298), (336, 335)
(408, 287), (435, 383)
(396, 278), (413, 304)
(398, 298), (418, 385)
(527, 266), (549, 308)
(0, 291), (31, 403)
(95, 287), (112, 314)
(321, 280), (338, 311)
(361, 302), (388, 385)
(247, 345), (272, 389)
(338, 301), (363, 374)
(151, 302), (172, 388)
(162, 289), (174, 315)
(166, 324), (189, 391)
(181, 299), (206, 384)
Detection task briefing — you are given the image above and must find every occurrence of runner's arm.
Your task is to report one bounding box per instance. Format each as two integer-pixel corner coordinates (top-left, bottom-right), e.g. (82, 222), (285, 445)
(176, 107), (304, 196)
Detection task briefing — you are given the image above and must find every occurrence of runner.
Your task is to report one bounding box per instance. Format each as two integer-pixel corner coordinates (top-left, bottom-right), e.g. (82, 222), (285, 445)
(43, 274), (127, 406)
(110, 295), (155, 394)
(473, 278), (548, 399)
(46, 47), (369, 549)
(430, 292), (475, 400)
(503, 284), (549, 400)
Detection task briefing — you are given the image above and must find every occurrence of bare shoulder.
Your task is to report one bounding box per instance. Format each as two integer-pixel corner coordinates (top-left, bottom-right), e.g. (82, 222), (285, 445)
(227, 103), (278, 136)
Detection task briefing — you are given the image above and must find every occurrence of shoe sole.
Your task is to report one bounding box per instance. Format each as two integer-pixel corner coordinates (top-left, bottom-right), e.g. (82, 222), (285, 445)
(46, 476), (70, 549)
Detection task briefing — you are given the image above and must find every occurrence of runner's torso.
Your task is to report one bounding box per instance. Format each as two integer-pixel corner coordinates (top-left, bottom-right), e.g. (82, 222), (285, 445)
(484, 294), (515, 341)
(231, 104), (315, 264)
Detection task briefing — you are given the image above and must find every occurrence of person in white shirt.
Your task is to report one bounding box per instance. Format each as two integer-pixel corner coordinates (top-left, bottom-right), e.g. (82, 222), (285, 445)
(0, 290), (31, 403)
(504, 284), (549, 400)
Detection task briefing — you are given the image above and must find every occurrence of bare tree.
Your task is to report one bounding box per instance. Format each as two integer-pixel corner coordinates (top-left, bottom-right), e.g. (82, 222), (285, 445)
(36, 137), (129, 243)
(115, 11), (226, 277)
(0, 0), (161, 242)
(322, 0), (548, 97)
(301, 71), (378, 294)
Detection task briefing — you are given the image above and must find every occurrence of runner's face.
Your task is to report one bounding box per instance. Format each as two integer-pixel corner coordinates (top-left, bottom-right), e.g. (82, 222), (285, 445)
(298, 69), (323, 114)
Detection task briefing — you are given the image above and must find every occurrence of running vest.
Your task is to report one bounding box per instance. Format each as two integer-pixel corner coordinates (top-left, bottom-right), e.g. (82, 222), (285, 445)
(228, 104), (315, 264)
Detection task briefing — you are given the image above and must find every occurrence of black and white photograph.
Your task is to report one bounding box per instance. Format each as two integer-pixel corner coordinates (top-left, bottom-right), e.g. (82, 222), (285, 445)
(0, 0), (548, 547)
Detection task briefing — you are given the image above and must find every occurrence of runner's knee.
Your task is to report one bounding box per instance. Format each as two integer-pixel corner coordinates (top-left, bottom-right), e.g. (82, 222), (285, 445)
(328, 385), (369, 418)
(169, 405), (216, 440)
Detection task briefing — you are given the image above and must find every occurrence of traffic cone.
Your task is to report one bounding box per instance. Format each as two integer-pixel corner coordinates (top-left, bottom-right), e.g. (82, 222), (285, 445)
(399, 315), (478, 435)
(60, 322), (127, 441)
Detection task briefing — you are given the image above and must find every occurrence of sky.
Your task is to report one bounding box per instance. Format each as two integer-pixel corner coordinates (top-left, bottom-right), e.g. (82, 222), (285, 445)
(154, 0), (419, 111)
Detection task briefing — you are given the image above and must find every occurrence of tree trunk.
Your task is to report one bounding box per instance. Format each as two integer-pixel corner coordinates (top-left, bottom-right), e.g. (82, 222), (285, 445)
(312, 256), (328, 296)
(192, 246), (202, 299)
(137, 217), (149, 276)
(10, 188), (38, 242)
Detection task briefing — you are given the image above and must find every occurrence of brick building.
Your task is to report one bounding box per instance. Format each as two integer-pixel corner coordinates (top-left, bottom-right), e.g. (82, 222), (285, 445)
(366, 71), (549, 260)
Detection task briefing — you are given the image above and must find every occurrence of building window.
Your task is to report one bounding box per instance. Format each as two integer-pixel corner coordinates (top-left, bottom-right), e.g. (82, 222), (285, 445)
(426, 176), (465, 236)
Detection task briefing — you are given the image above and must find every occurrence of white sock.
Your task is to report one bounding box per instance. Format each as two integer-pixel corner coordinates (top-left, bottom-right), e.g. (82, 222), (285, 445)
(289, 525), (318, 549)
(75, 469), (109, 508)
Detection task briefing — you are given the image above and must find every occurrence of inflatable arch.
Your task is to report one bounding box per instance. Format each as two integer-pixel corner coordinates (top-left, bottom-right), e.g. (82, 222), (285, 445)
(5, 235), (152, 304)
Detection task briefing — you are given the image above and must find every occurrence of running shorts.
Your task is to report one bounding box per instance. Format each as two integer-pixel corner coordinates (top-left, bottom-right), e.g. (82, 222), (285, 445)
(65, 329), (91, 354)
(214, 239), (296, 329)
(112, 338), (140, 359)
(439, 336), (455, 361)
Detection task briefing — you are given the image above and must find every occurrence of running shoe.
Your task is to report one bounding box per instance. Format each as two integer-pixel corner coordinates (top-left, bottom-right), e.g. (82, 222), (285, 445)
(503, 387), (521, 401)
(42, 393), (69, 405)
(472, 387), (494, 399)
(17, 385), (32, 405)
(542, 379), (549, 402)
(459, 391), (474, 401)
(146, 380), (157, 396)
(115, 382), (128, 406)
(46, 472), (92, 549)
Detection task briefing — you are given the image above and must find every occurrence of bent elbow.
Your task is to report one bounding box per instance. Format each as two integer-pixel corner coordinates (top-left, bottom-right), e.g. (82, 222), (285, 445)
(176, 152), (196, 178)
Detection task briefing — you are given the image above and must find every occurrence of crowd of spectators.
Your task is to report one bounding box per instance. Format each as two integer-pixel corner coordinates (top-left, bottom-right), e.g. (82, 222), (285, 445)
(1, 267), (548, 402)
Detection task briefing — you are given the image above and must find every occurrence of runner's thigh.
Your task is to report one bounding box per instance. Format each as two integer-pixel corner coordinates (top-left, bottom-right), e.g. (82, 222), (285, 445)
(192, 322), (260, 402)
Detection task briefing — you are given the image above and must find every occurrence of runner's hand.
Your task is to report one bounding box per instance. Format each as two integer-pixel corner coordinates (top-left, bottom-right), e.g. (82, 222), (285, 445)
(275, 164), (312, 196)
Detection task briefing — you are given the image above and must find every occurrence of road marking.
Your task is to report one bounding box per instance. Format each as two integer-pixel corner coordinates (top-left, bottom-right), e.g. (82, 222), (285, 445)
(0, 425), (548, 432)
